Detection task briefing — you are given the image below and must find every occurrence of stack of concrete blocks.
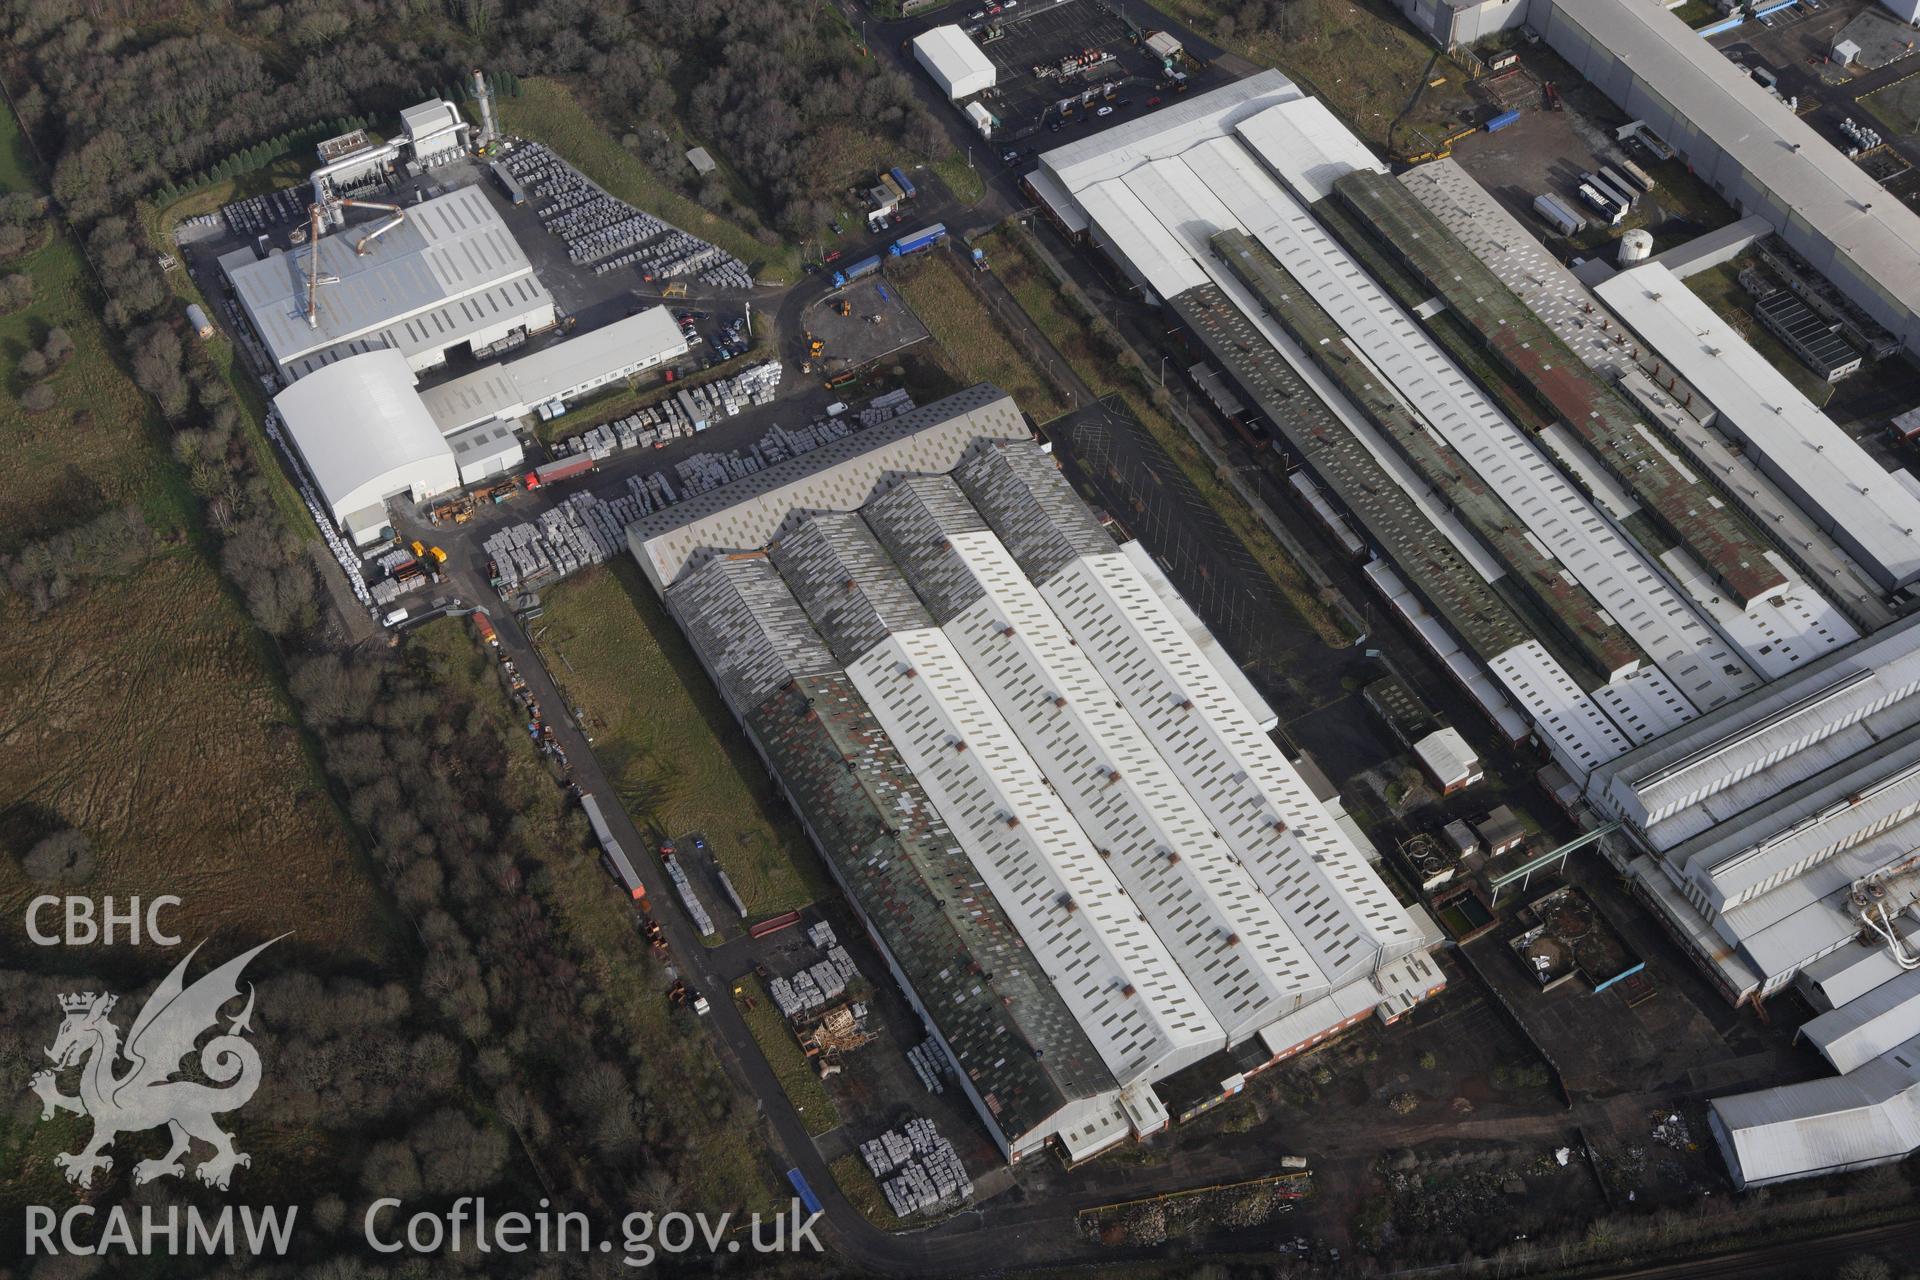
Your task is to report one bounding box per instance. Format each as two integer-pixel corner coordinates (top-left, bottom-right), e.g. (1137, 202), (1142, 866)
(806, 921), (837, 951)
(663, 855), (716, 937)
(862, 1118), (972, 1217)
(906, 1041), (946, 1095)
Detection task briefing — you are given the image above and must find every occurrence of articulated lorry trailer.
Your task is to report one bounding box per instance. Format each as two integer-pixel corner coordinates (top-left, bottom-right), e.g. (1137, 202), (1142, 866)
(889, 223), (948, 256)
(831, 254), (883, 288)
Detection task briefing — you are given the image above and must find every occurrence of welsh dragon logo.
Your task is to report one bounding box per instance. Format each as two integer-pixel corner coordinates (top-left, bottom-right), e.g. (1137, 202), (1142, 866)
(30, 937), (281, 1191)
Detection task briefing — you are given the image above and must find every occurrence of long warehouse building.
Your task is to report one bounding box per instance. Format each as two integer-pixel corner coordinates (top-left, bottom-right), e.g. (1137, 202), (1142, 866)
(630, 385), (1439, 1163)
(1021, 71), (1857, 787)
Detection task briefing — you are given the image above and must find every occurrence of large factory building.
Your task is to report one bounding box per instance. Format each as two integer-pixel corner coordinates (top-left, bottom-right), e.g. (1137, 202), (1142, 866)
(628, 385), (1443, 1163)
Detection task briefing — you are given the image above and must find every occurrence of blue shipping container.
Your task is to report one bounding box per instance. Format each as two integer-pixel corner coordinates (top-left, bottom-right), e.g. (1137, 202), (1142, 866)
(889, 166), (917, 200)
(787, 1169), (824, 1216)
(1485, 109), (1522, 133)
(889, 223), (948, 256)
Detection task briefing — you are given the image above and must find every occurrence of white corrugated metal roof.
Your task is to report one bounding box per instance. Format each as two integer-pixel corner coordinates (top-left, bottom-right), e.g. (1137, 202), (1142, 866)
(1543, 0), (1920, 353)
(911, 26), (996, 96)
(1596, 263), (1920, 590)
(849, 626), (1223, 1085)
(272, 348), (456, 520)
(1413, 727), (1479, 787)
(421, 307), (687, 432)
(1077, 177), (1207, 301)
(1119, 539), (1278, 732)
(1232, 96), (1387, 204)
(230, 185), (547, 369)
(1046, 551), (1422, 986)
(1711, 1030), (1920, 1187)
(865, 508), (1323, 1040)
(1040, 69), (1301, 196)
(1803, 964), (1920, 1074)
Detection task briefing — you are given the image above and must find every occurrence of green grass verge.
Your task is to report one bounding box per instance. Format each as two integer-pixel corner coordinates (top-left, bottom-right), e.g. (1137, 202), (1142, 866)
(413, 617), (782, 1214)
(498, 79), (797, 282)
(532, 559), (829, 917)
(892, 251), (1065, 420)
(1144, 0), (1476, 156)
(829, 1153), (896, 1227)
(932, 152), (984, 207)
(737, 979), (840, 1138)
(1860, 73), (1920, 138)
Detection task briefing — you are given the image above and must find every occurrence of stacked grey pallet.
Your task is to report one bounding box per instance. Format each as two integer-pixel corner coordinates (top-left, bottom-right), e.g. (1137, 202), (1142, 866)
(664, 854), (716, 936)
(768, 976), (804, 1020)
(859, 388), (915, 425)
(808, 958), (847, 1003)
(221, 188), (305, 237)
(262, 410), (374, 610)
(807, 921), (837, 951)
(370, 573), (426, 608)
(715, 868), (749, 919)
(501, 140), (748, 285)
(906, 1041), (947, 1095)
(860, 1119), (972, 1217)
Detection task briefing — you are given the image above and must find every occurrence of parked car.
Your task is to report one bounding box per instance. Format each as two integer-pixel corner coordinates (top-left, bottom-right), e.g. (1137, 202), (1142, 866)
(1096, 105), (1113, 117)
(1147, 96), (1162, 106)
(824, 249), (843, 263)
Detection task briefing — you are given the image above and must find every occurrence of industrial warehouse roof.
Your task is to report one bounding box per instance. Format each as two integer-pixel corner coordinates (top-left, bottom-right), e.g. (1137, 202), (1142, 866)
(272, 348), (455, 520)
(1593, 612), (1920, 847)
(1803, 965), (1920, 1075)
(639, 388), (1428, 1149)
(627, 384), (1028, 588)
(1538, 0), (1920, 355)
(911, 25), (996, 94)
(420, 307), (687, 433)
(1711, 1030), (1920, 1188)
(1595, 263), (1920, 591)
(228, 184), (551, 371)
(1395, 156), (1886, 639)
(1231, 96), (1386, 203)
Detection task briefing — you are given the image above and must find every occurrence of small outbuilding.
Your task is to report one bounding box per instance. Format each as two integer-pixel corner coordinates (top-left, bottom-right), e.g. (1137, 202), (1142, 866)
(1413, 727), (1483, 795)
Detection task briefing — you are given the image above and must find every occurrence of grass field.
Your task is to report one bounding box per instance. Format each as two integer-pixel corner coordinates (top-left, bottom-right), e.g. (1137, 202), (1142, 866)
(830, 1152), (896, 1227)
(412, 618), (780, 1213)
(738, 979), (840, 1137)
(531, 560), (828, 918)
(932, 153), (985, 207)
(1861, 74), (1920, 138)
(498, 79), (799, 282)
(0, 104), (380, 963)
(981, 226), (1353, 646)
(1147, 0), (1475, 156)
(893, 252), (1066, 420)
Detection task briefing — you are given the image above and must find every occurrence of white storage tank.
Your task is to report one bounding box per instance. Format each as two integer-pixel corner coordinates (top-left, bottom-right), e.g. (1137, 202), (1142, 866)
(1618, 229), (1654, 266)
(186, 303), (214, 338)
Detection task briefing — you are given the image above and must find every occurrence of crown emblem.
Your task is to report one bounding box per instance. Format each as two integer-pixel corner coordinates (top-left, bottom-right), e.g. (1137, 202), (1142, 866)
(59, 992), (111, 1014)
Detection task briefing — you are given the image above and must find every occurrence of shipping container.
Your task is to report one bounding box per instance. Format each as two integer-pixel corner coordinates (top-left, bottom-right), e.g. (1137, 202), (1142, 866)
(831, 254), (883, 288)
(1532, 193), (1586, 236)
(1576, 183), (1626, 225)
(472, 612), (498, 647)
(890, 166), (918, 199)
(1484, 109), (1522, 133)
(1615, 155), (1657, 193)
(880, 173), (907, 204)
(1597, 165), (1641, 206)
(889, 223), (948, 256)
(533, 455), (595, 486)
(1582, 170), (1635, 211)
(581, 794), (647, 901)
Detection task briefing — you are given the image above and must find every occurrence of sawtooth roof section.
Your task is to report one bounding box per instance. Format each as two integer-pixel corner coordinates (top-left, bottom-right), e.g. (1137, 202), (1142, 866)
(664, 554), (839, 711)
(953, 440), (1116, 584)
(849, 627), (1224, 1085)
(746, 671), (1116, 1146)
(773, 512), (934, 664)
(1233, 96), (1389, 204)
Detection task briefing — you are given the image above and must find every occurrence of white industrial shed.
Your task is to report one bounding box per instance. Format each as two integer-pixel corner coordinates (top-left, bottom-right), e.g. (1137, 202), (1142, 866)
(912, 26), (997, 100)
(1532, 0), (1920, 360)
(1710, 1031), (1920, 1189)
(273, 349), (457, 542)
(227, 184), (554, 381)
(421, 307), (690, 434)
(1596, 263), (1920, 592)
